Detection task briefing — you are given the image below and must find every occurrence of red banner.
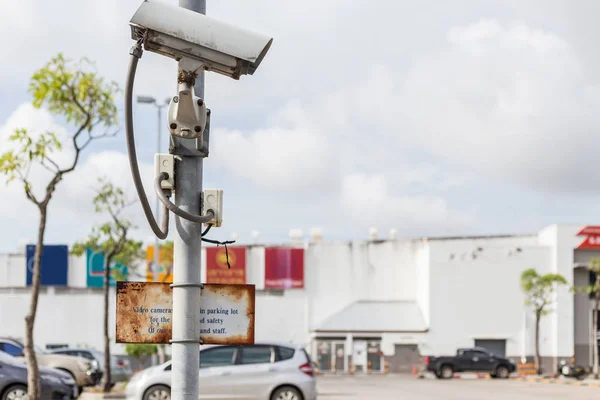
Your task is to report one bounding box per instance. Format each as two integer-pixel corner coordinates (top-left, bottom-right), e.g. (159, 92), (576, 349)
(264, 247), (304, 289)
(576, 226), (600, 249)
(206, 246), (246, 284)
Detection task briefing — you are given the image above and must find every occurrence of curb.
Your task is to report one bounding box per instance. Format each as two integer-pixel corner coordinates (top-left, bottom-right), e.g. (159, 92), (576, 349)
(452, 373), (492, 380)
(80, 393), (126, 400)
(417, 372), (493, 380)
(513, 376), (600, 387)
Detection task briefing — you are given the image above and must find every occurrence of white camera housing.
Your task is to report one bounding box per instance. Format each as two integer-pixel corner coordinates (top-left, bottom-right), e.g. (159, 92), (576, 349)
(129, 1), (273, 79)
(202, 189), (223, 227)
(154, 153), (175, 190)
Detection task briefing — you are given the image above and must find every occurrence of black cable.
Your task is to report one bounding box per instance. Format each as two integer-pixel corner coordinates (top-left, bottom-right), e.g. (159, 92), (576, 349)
(201, 238), (236, 269)
(201, 224), (212, 237)
(124, 43), (169, 239)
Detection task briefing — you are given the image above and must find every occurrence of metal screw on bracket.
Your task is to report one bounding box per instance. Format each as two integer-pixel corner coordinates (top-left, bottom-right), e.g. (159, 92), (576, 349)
(170, 123), (177, 129)
(173, 96), (179, 103)
(194, 126), (202, 133)
(197, 99), (204, 106)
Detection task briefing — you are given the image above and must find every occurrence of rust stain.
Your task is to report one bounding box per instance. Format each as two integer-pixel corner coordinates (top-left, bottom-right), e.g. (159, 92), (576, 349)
(115, 282), (255, 345)
(200, 284), (255, 345)
(116, 281), (173, 344)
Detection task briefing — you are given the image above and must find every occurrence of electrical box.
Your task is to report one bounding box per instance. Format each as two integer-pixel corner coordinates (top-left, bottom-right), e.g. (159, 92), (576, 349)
(202, 189), (223, 227)
(154, 154), (175, 190)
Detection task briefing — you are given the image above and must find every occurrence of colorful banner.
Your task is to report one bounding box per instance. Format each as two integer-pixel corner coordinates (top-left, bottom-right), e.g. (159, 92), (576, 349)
(576, 226), (600, 249)
(146, 244), (174, 283)
(264, 247), (304, 289)
(86, 248), (129, 288)
(26, 245), (69, 286)
(206, 246), (246, 284)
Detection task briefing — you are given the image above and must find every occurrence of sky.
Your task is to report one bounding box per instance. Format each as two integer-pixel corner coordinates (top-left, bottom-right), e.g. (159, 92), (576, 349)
(2, 0), (600, 252)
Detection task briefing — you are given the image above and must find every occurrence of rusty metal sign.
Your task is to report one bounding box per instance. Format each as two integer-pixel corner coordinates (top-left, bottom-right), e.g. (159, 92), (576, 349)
(115, 281), (255, 345)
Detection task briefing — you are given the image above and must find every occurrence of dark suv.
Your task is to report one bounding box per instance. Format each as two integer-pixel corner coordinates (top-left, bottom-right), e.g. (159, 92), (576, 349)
(425, 347), (517, 379)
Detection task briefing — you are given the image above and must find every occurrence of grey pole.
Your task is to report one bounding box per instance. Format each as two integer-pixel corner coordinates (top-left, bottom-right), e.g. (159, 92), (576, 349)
(154, 104), (161, 283)
(172, 1), (205, 400)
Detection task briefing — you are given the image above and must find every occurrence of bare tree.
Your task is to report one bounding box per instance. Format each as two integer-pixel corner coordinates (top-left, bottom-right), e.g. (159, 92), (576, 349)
(73, 178), (143, 392)
(0, 54), (119, 400)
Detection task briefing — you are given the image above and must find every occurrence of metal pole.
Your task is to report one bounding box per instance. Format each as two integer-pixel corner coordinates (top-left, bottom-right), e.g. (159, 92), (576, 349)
(172, 1), (205, 400)
(154, 105), (161, 283)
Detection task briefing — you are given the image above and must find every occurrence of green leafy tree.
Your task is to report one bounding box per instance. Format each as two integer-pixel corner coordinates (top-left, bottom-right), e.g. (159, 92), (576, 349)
(573, 258), (600, 378)
(125, 344), (158, 370)
(0, 54), (119, 400)
(520, 268), (567, 374)
(72, 178), (143, 392)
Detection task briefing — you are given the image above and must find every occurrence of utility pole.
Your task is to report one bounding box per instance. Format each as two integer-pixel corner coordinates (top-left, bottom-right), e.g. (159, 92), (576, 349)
(124, 3), (271, 399)
(136, 96), (169, 283)
(172, 1), (205, 399)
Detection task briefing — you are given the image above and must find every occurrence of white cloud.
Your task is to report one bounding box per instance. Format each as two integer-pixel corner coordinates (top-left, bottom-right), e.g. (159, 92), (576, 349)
(341, 173), (475, 232)
(395, 20), (600, 193)
(210, 124), (338, 192)
(0, 104), (155, 249)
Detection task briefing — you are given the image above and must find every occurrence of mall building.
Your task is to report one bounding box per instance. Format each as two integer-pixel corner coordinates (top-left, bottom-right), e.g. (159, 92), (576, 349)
(0, 224), (599, 374)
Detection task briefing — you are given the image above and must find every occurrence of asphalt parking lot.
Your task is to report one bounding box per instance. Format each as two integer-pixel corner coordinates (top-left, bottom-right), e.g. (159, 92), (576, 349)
(317, 375), (600, 400)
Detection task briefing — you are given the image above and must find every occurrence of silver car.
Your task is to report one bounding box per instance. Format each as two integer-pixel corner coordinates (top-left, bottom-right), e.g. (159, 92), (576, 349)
(50, 348), (133, 385)
(125, 342), (317, 400)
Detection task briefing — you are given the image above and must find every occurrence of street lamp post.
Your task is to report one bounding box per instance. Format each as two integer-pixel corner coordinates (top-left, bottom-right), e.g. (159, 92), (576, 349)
(137, 96), (170, 283)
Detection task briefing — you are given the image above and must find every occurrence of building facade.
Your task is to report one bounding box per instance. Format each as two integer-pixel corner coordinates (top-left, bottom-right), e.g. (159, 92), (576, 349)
(1, 224), (599, 374)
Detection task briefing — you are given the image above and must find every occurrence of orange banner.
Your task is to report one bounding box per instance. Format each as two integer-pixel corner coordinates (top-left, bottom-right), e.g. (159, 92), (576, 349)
(206, 246), (246, 284)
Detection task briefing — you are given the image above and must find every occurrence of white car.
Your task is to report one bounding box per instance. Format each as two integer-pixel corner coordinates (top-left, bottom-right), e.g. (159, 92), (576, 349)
(125, 342), (317, 400)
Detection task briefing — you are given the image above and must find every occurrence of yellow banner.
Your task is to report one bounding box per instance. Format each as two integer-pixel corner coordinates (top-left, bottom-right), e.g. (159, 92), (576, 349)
(146, 244), (174, 283)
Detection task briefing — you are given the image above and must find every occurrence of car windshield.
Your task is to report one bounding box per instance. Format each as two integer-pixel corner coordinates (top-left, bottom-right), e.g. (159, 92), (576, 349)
(0, 350), (23, 365)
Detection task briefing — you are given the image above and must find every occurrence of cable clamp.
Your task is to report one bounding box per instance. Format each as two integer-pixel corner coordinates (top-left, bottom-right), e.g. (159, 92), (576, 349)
(169, 283), (204, 289)
(169, 339), (204, 344)
(129, 44), (143, 59)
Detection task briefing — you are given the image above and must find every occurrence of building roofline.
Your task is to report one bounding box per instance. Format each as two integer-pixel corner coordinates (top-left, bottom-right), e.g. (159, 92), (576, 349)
(423, 233), (534, 241)
(312, 329), (429, 334)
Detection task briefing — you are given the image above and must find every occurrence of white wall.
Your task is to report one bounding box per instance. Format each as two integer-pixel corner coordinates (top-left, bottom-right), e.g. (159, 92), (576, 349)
(0, 287), (127, 355)
(68, 254), (88, 288)
(425, 235), (551, 357)
(538, 224), (593, 360)
(0, 253), (26, 287)
(255, 290), (308, 345)
(304, 240), (420, 332)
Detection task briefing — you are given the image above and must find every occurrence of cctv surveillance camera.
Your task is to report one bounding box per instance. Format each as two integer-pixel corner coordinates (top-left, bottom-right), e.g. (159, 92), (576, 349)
(129, 1), (273, 80)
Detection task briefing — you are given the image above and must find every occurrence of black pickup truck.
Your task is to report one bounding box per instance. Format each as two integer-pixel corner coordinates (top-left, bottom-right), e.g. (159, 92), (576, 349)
(425, 347), (516, 379)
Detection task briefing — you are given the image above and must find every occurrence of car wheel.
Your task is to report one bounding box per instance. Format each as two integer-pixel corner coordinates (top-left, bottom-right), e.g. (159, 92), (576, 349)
(143, 385), (171, 400)
(439, 365), (454, 379)
(2, 384), (28, 400)
(271, 385), (303, 400)
(495, 365), (509, 379)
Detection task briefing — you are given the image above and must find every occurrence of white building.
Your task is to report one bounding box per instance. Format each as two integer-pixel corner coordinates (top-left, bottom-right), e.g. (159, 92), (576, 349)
(1, 224), (599, 374)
